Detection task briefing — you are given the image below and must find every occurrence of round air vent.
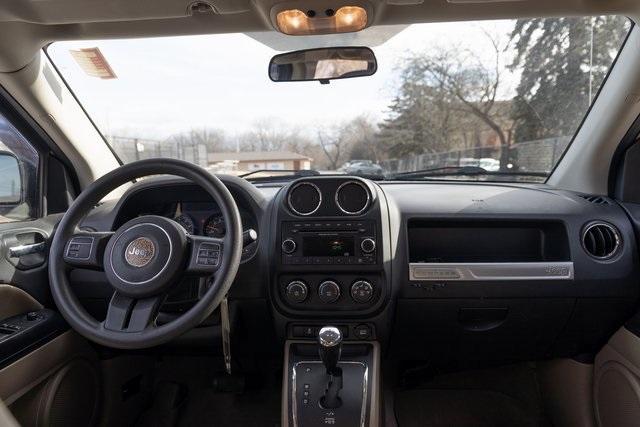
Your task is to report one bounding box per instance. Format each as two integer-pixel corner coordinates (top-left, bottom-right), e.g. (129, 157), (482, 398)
(288, 182), (322, 216)
(335, 181), (370, 215)
(582, 222), (621, 259)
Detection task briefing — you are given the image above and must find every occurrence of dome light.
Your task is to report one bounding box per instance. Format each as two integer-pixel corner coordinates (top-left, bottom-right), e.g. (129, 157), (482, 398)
(276, 6), (367, 35)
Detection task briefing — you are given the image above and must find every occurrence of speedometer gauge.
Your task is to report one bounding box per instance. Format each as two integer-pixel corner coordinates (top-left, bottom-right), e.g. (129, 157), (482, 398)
(204, 214), (226, 238)
(174, 214), (195, 234)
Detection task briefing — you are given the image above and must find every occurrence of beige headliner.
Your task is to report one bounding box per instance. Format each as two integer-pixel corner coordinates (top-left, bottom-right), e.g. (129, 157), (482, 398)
(0, 0), (638, 72)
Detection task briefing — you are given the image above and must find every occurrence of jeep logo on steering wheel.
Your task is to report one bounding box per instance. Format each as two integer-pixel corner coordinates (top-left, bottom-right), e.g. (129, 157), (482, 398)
(124, 237), (155, 268)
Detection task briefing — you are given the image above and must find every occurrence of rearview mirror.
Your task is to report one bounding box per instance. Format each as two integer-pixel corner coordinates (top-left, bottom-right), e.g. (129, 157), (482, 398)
(0, 151), (22, 205)
(269, 47), (377, 83)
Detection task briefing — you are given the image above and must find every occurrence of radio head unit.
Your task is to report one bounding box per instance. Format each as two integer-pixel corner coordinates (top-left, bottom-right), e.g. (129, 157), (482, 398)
(281, 220), (377, 265)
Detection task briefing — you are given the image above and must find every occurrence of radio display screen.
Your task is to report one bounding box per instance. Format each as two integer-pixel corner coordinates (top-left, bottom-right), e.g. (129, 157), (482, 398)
(302, 235), (355, 257)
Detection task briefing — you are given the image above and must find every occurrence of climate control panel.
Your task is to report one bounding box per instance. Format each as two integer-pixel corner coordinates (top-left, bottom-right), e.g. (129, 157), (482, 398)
(281, 275), (379, 310)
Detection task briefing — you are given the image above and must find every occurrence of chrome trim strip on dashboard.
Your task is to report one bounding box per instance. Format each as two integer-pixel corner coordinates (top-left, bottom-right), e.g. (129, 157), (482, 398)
(409, 262), (574, 281)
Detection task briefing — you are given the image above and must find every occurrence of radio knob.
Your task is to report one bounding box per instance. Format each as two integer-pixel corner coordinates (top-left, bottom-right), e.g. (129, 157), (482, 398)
(361, 238), (376, 254)
(351, 280), (374, 303)
(318, 280), (341, 303)
(285, 281), (308, 303)
(282, 238), (297, 254)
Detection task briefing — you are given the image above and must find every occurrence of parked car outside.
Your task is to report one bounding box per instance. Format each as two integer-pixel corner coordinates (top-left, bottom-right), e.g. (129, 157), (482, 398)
(342, 160), (384, 176)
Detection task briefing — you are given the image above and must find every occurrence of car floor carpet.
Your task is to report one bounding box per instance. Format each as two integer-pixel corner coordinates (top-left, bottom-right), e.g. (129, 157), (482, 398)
(141, 355), (281, 427)
(177, 386), (280, 427)
(394, 363), (552, 427)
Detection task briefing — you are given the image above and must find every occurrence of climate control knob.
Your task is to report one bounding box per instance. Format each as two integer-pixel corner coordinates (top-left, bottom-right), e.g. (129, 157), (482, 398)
(282, 239), (297, 254)
(351, 280), (374, 303)
(318, 280), (341, 303)
(285, 280), (308, 303)
(360, 238), (376, 254)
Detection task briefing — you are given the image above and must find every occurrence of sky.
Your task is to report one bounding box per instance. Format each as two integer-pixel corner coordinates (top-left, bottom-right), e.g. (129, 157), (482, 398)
(48, 20), (518, 141)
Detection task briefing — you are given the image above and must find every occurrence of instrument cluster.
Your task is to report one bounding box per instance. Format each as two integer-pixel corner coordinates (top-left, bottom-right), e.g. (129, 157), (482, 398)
(170, 202), (258, 262)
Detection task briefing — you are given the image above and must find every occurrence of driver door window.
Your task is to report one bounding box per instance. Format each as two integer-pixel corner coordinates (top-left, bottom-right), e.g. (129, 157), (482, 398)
(0, 113), (39, 223)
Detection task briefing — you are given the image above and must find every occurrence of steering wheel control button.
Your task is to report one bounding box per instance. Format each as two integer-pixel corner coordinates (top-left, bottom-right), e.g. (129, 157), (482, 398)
(65, 236), (94, 260)
(282, 238), (297, 254)
(360, 238), (376, 254)
(318, 281), (341, 303)
(285, 280), (308, 303)
(196, 242), (221, 266)
(351, 280), (374, 303)
(124, 237), (155, 267)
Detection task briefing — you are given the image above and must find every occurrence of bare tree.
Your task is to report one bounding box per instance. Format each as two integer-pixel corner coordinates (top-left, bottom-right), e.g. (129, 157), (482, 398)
(317, 130), (344, 171)
(409, 33), (513, 168)
(167, 128), (227, 152)
(379, 31), (516, 169)
(237, 119), (305, 152)
(343, 116), (381, 162)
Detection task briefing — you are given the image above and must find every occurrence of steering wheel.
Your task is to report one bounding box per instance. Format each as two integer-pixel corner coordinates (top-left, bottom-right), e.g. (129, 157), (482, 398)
(48, 159), (243, 349)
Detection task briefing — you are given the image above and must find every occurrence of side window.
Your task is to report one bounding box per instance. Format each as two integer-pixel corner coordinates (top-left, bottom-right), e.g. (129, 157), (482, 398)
(0, 113), (39, 222)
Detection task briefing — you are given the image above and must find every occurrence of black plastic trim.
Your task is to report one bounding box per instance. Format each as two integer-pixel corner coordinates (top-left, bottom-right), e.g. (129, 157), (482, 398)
(0, 84), (81, 216)
(609, 113), (640, 199)
(0, 309), (69, 370)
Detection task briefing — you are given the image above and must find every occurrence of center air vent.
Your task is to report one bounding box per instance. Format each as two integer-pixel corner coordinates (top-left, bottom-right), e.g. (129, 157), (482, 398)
(582, 222), (621, 259)
(335, 181), (370, 215)
(288, 182), (322, 216)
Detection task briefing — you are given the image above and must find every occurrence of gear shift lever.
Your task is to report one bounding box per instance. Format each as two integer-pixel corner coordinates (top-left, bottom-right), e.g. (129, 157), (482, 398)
(318, 326), (343, 408)
(318, 326), (342, 374)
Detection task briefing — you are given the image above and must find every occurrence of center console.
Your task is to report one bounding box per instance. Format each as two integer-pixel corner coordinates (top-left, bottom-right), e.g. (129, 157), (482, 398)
(282, 327), (381, 427)
(272, 177), (388, 426)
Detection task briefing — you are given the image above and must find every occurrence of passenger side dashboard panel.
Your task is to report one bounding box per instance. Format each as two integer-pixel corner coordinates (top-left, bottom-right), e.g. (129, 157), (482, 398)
(383, 182), (640, 363)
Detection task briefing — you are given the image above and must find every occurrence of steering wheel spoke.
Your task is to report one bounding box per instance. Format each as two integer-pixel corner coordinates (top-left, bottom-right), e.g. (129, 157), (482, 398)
(103, 292), (165, 333)
(186, 235), (224, 276)
(63, 231), (114, 269)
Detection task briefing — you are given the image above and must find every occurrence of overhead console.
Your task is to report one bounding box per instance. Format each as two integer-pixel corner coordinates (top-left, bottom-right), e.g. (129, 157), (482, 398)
(271, 177), (390, 320)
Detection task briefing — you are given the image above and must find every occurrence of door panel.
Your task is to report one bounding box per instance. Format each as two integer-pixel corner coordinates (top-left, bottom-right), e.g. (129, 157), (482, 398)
(0, 215), (61, 305)
(0, 285), (41, 320)
(594, 327), (640, 427)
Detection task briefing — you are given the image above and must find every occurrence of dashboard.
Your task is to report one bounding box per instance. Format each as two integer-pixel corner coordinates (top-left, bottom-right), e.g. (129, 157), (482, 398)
(72, 174), (640, 365)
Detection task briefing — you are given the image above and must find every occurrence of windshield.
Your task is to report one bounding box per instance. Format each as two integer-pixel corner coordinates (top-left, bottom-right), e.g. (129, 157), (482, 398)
(48, 17), (631, 182)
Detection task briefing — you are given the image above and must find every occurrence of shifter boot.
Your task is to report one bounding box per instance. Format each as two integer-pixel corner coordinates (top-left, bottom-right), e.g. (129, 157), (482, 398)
(320, 368), (343, 409)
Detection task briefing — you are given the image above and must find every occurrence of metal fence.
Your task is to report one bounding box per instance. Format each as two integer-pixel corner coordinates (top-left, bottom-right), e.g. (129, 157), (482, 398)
(107, 136), (208, 167)
(381, 137), (571, 174)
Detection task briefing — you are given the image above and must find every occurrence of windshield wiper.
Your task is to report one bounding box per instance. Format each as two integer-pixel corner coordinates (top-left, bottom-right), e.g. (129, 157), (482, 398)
(389, 166), (548, 180)
(239, 169), (320, 180)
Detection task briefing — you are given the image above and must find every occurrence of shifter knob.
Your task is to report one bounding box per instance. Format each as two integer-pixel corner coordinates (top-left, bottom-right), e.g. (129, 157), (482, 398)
(318, 326), (342, 375)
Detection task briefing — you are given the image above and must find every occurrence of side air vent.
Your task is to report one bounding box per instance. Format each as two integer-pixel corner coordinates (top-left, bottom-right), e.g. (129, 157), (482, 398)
(579, 195), (610, 205)
(582, 222), (621, 259)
